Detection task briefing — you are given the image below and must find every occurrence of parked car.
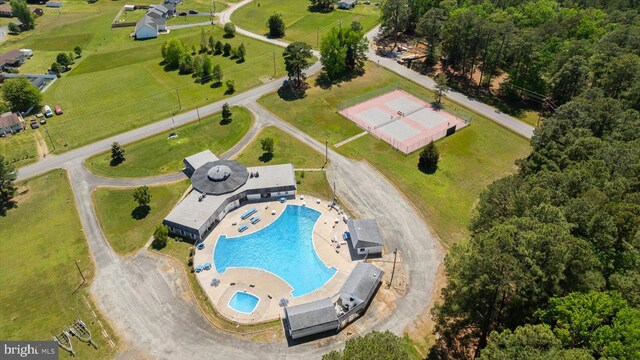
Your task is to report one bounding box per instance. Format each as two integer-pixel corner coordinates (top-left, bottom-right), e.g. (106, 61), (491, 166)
(30, 120), (39, 129)
(54, 105), (63, 115)
(189, 9), (198, 14)
(43, 105), (53, 118)
(35, 113), (44, 119)
(179, 11), (187, 16)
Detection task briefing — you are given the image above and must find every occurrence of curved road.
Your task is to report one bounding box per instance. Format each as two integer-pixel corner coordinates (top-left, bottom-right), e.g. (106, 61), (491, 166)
(14, 2), (533, 358)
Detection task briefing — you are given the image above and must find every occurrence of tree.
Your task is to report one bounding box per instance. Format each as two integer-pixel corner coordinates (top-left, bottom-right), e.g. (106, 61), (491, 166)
(267, 13), (285, 38)
(0, 155), (17, 216)
(536, 292), (640, 359)
(309, 0), (333, 11)
(151, 225), (168, 250)
(223, 22), (236, 37)
(110, 142), (126, 165)
(320, 29), (347, 79)
(549, 56), (590, 105)
(480, 325), (594, 360)
(7, 22), (20, 34)
(322, 331), (409, 360)
(199, 28), (207, 53)
(133, 185), (152, 210)
(237, 43), (246, 62)
(201, 56), (213, 83)
(283, 42), (313, 92)
(225, 79), (235, 94)
(161, 39), (185, 69)
(223, 43), (232, 56)
(211, 64), (223, 85)
(68, 52), (75, 65)
(10, 0), (35, 30)
(380, 0), (409, 49)
(418, 141), (439, 172)
(221, 103), (232, 123)
(1, 77), (42, 113)
(73, 45), (82, 58)
(261, 137), (274, 155)
(214, 40), (223, 55)
(56, 52), (72, 70)
(50, 62), (62, 77)
(179, 54), (194, 74)
(434, 73), (450, 103)
(208, 35), (215, 53)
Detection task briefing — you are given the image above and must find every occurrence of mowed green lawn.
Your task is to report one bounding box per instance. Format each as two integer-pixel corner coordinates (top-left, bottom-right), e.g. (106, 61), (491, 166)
(232, 0), (380, 45)
(259, 63), (531, 246)
(85, 107), (252, 177)
(0, 170), (117, 359)
(233, 126), (326, 168)
(0, 131), (39, 167)
(92, 180), (189, 254)
(296, 170), (333, 200)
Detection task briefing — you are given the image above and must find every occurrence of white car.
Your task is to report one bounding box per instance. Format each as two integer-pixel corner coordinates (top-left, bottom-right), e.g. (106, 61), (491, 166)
(43, 105), (53, 118)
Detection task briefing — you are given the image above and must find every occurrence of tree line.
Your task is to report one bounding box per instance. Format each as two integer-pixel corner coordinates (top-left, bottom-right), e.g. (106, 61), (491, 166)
(430, 87), (640, 358)
(379, 0), (639, 110)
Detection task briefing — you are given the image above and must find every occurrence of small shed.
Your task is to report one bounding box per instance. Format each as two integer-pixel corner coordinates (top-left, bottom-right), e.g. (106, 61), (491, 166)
(284, 298), (339, 339)
(0, 5), (13, 17)
(46, 2), (63, 8)
(346, 219), (384, 255)
(123, 4), (135, 11)
(338, 0), (357, 9)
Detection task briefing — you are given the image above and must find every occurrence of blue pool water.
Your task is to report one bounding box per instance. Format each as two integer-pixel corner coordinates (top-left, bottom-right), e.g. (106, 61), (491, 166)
(214, 205), (336, 297)
(228, 291), (259, 314)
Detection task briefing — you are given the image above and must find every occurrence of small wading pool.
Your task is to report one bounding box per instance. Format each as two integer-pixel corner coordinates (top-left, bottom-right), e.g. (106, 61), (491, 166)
(228, 291), (260, 314)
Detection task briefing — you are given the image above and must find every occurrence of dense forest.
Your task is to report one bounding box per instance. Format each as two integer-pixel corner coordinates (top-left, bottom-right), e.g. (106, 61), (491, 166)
(378, 1), (640, 359)
(380, 0), (639, 110)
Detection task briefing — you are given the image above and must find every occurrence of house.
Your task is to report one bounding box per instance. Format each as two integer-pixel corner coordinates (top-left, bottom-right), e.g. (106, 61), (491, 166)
(135, 17), (160, 39)
(32, 8), (44, 16)
(346, 219), (385, 255)
(153, 3), (175, 17)
(338, 0), (357, 9)
(163, 150), (297, 241)
(283, 298), (339, 340)
(0, 50), (26, 70)
(0, 112), (23, 135)
(0, 4), (13, 17)
(338, 262), (383, 314)
(164, 0), (182, 5)
(46, 2), (63, 8)
(134, 2), (173, 40)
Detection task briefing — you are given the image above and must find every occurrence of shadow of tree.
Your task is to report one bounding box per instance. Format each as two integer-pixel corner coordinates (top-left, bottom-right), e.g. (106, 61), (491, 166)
(0, 200), (16, 217)
(259, 152), (273, 163)
(417, 164), (437, 174)
(131, 205), (151, 220)
(109, 158), (123, 167)
(220, 118), (232, 125)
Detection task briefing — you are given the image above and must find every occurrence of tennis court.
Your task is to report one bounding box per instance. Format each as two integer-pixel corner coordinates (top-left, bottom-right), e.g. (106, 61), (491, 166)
(338, 89), (468, 154)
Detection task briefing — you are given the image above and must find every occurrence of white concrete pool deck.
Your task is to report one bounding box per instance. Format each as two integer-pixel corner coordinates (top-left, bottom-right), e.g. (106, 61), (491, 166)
(193, 195), (355, 324)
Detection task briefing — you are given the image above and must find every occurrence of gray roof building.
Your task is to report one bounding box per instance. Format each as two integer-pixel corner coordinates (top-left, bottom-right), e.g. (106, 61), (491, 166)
(339, 262), (383, 311)
(184, 149), (219, 175)
(284, 298), (339, 339)
(346, 219), (384, 253)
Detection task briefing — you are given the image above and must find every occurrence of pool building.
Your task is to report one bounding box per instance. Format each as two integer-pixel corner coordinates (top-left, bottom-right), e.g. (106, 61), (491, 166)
(163, 150), (297, 241)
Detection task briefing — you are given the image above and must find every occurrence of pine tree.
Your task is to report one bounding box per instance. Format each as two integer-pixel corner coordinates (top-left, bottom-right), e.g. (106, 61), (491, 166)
(418, 141), (439, 172)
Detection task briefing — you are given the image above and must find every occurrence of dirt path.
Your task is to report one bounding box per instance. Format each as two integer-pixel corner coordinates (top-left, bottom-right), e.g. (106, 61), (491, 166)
(33, 131), (49, 160)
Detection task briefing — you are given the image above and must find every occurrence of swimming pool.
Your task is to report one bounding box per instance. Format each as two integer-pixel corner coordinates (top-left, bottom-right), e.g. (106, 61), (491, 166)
(228, 291), (259, 314)
(214, 205), (336, 297)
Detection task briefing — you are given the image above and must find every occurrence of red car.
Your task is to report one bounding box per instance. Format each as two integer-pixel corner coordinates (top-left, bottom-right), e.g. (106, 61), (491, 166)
(54, 105), (63, 115)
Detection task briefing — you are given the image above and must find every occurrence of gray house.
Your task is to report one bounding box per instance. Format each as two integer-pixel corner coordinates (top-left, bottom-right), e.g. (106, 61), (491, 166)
(284, 298), (339, 339)
(339, 262), (383, 314)
(346, 219), (384, 255)
(163, 150), (297, 241)
(0, 112), (22, 135)
(338, 0), (357, 9)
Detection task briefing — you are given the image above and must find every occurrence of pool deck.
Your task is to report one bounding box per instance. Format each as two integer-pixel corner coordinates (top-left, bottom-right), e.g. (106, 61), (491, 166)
(193, 195), (356, 325)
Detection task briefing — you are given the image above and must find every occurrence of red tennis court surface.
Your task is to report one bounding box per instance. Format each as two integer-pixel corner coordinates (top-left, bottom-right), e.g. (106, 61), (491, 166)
(338, 89), (468, 154)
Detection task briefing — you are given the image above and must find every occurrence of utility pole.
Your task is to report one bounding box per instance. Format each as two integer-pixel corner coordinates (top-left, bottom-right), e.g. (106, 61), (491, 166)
(75, 260), (86, 284)
(339, 19), (342, 31)
(273, 52), (276, 78)
(196, 107), (201, 125)
(176, 88), (182, 110)
(324, 138), (328, 166)
(388, 248), (398, 289)
(43, 125), (55, 152)
(316, 27), (319, 48)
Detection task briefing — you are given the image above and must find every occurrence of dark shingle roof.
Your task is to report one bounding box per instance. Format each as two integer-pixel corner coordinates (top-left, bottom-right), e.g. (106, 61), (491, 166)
(285, 298), (338, 331)
(346, 219), (384, 249)
(191, 160), (249, 195)
(340, 262), (383, 305)
(0, 112), (21, 128)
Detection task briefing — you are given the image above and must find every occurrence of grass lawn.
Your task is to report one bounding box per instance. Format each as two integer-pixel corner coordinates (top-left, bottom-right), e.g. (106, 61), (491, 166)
(232, 0), (380, 46)
(85, 106), (252, 177)
(0, 170), (117, 359)
(92, 180), (189, 255)
(0, 131), (39, 167)
(233, 126), (326, 168)
(259, 63), (531, 246)
(295, 170), (332, 200)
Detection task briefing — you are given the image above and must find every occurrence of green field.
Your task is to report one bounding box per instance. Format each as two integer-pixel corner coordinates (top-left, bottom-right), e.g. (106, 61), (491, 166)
(92, 180), (189, 254)
(233, 126), (326, 168)
(0, 1), (286, 158)
(232, 0), (380, 46)
(259, 63), (531, 246)
(85, 106), (253, 177)
(0, 170), (117, 359)
(296, 170), (333, 200)
(0, 131), (39, 167)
